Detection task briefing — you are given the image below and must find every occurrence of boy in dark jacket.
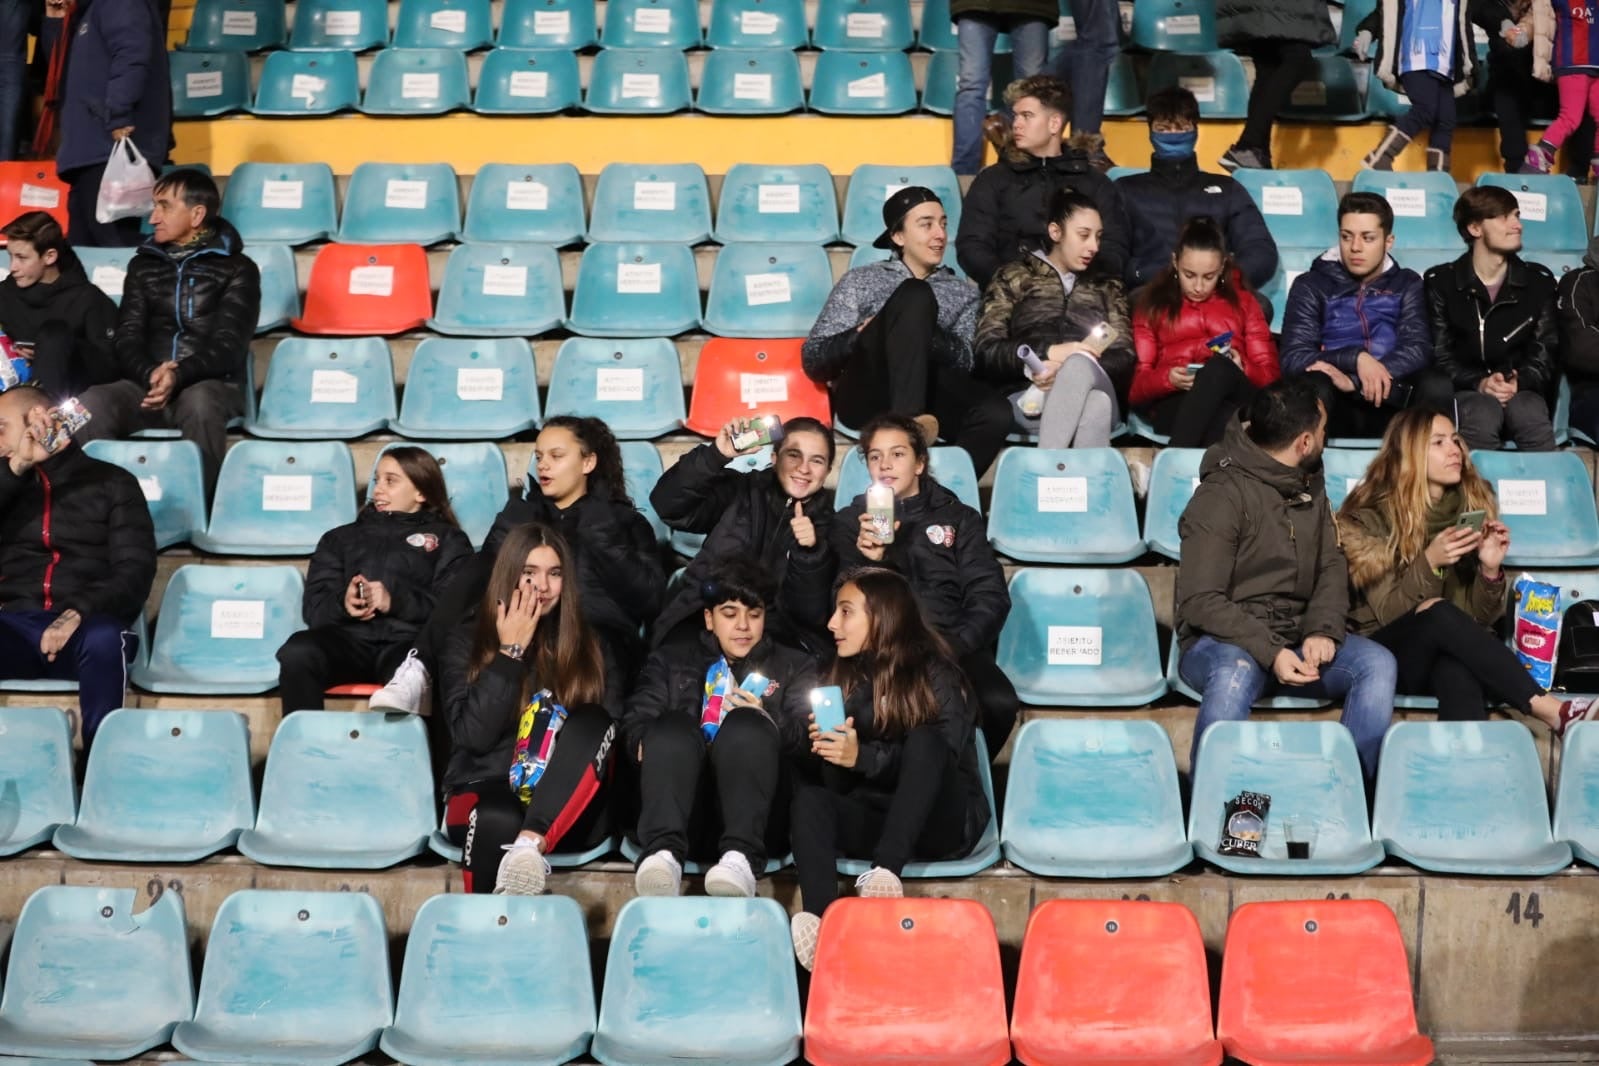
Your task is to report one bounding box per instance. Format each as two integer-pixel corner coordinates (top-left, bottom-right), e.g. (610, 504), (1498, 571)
(1424, 185), (1560, 451)
(74, 169), (261, 498)
(1557, 234), (1599, 442)
(1176, 379), (1397, 776)
(0, 211), (119, 398)
(0, 385), (155, 744)
(830, 413), (1018, 751)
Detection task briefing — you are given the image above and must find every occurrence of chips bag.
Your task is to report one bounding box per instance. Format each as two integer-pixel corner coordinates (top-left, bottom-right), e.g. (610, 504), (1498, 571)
(1217, 790), (1271, 858)
(1513, 574), (1562, 690)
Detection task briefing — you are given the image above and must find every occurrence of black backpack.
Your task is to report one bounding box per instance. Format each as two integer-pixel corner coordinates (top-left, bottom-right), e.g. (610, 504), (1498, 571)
(1556, 600), (1599, 690)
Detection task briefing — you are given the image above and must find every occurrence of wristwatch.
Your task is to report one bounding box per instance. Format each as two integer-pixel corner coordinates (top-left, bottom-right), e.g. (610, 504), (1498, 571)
(499, 642), (525, 660)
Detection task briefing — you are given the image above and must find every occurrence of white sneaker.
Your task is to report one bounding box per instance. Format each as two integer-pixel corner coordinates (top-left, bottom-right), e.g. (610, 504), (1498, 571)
(493, 839), (549, 896)
(791, 911), (821, 971)
(854, 866), (903, 898)
(634, 849), (683, 897)
(704, 850), (757, 898)
(368, 649), (429, 714)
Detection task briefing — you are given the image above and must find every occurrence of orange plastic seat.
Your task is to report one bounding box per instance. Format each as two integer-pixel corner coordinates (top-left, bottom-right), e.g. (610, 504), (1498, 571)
(291, 243), (433, 336)
(804, 898), (1010, 1066)
(1217, 900), (1434, 1066)
(1012, 900), (1222, 1066)
(683, 337), (830, 436)
(325, 684), (379, 697)
(0, 162), (70, 239)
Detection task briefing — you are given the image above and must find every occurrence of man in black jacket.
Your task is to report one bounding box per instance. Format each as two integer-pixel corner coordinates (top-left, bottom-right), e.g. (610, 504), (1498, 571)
(1557, 234), (1599, 442)
(0, 385), (156, 745)
(1424, 185), (1559, 451)
(1115, 88), (1279, 294)
(956, 75), (1131, 288)
(0, 211), (119, 398)
(74, 169), (261, 496)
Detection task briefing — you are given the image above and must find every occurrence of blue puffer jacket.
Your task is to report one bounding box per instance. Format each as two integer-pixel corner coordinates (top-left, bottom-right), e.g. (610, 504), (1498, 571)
(1278, 249), (1432, 379)
(56, 0), (171, 174)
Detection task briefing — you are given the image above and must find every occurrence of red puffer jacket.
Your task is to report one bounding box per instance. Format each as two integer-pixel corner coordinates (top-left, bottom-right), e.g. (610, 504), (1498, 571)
(1130, 290), (1280, 408)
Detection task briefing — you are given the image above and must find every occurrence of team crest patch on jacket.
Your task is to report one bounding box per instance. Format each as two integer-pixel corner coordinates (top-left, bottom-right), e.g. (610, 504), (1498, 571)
(925, 524), (956, 547)
(407, 532), (440, 552)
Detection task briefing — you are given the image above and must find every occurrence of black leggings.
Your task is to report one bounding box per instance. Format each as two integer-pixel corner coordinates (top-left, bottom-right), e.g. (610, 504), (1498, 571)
(275, 625), (414, 714)
(1395, 70), (1456, 153)
(445, 701), (617, 893)
(831, 278), (1012, 477)
(1140, 356), (1253, 448)
(1370, 600), (1540, 721)
(789, 725), (976, 915)
(961, 649), (1017, 757)
(633, 708), (789, 870)
(1237, 39), (1315, 153)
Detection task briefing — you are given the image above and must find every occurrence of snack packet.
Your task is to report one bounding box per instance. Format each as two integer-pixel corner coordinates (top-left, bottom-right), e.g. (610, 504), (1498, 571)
(1217, 790), (1271, 857)
(1513, 573), (1562, 690)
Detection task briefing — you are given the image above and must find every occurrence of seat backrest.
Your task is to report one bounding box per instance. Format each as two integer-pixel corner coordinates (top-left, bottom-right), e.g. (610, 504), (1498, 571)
(395, 336), (540, 438)
(585, 48), (694, 112)
(83, 439), (208, 549)
(339, 162), (461, 244)
(1147, 50), (1249, 119)
(588, 162), (712, 243)
(1322, 446), (1379, 510)
(170, 51), (252, 116)
(988, 447), (1143, 562)
(393, 0), (494, 48)
(74, 245), (134, 304)
(222, 162), (339, 244)
(568, 241), (701, 336)
(498, 0), (598, 47)
(1130, 0), (1216, 50)
(996, 567), (1164, 702)
(1478, 173), (1585, 251)
(206, 440), (358, 550)
(243, 241), (301, 333)
(808, 50), (917, 113)
(1555, 721), (1599, 853)
(1470, 448), (1599, 562)
(601, 0), (703, 46)
(0, 706), (75, 850)
(1142, 446), (1204, 559)
(290, 0), (391, 49)
(253, 49), (360, 113)
(842, 163), (962, 245)
(251, 336), (396, 437)
(703, 242), (836, 338)
(618, 440), (669, 541)
(295, 243), (434, 335)
(140, 565), (306, 687)
(1279, 54), (1366, 118)
(812, 0), (914, 49)
(1232, 168), (1339, 250)
(833, 445), (978, 510)
(916, 0), (956, 49)
(686, 337), (831, 434)
(715, 163), (839, 243)
(545, 336), (686, 437)
(461, 162), (584, 243)
(185, 0), (288, 50)
(361, 47), (472, 114)
(706, 0), (808, 48)
(429, 241), (565, 335)
(1352, 170), (1459, 250)
(373, 441), (509, 548)
(0, 162), (69, 238)
(472, 46), (583, 112)
(696, 47), (806, 114)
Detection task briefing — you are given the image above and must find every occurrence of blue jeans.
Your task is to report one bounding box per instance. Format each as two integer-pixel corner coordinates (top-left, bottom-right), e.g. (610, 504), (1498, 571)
(0, 610), (138, 743)
(953, 15), (1049, 175)
(1051, 0), (1119, 137)
(0, 0), (30, 161)
(1179, 633), (1397, 777)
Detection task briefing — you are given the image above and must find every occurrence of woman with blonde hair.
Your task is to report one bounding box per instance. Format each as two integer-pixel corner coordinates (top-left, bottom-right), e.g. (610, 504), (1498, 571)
(1340, 407), (1591, 731)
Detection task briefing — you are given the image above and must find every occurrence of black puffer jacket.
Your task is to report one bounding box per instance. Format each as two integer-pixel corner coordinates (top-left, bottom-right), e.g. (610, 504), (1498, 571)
(831, 476), (1010, 656)
(114, 217), (261, 390)
(1115, 156), (1280, 291)
(622, 630), (819, 756)
(957, 149), (1132, 289)
(0, 255), (120, 385)
(1424, 252), (1560, 398)
(0, 444), (154, 623)
(1217, 0), (1335, 46)
(1557, 236), (1599, 388)
(651, 442), (837, 651)
(302, 508), (473, 646)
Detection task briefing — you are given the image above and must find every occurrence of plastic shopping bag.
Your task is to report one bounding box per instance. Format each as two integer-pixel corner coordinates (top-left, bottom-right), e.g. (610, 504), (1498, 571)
(96, 138), (156, 224)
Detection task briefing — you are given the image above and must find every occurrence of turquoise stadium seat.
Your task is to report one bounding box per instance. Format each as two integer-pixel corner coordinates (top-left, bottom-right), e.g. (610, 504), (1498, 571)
(808, 51), (917, 114)
(841, 163), (962, 246)
(173, 890), (392, 1064)
(1555, 722), (1599, 866)
(0, 707), (75, 856)
(703, 242), (833, 337)
(74, 245), (132, 304)
(1477, 173), (1585, 252)
(1336, 0), (1377, 51)
(1351, 169), (1459, 250)
(1130, 0), (1216, 50)
(1279, 54), (1368, 121)
(997, 567), (1167, 706)
(588, 162), (712, 243)
(1143, 445), (1203, 559)
(238, 712), (436, 868)
(337, 162), (461, 245)
(373, 441), (510, 549)
(393, 0), (494, 48)
(1189, 721), (1385, 875)
(834, 445), (979, 510)
(715, 163), (840, 242)
(567, 242), (701, 336)
(221, 162), (338, 244)
(290, 0), (390, 49)
(133, 565), (305, 695)
(592, 898), (801, 1066)
(585, 48), (693, 112)
(499, 0), (597, 46)
(988, 447), (1144, 563)
(193, 441), (358, 555)
(473, 46), (583, 112)
(246, 241), (301, 332)
(1376, 721), (1571, 875)
(381, 895), (595, 1066)
(619, 440), (671, 542)
(601, 0), (703, 47)
(1103, 51), (1144, 115)
(1529, 249), (1585, 279)
(707, 0), (808, 47)
(391, 336), (541, 440)
(82, 439), (207, 549)
(248, 336), (395, 439)
(1001, 719), (1191, 878)
(170, 51), (250, 117)
(1233, 168), (1338, 250)
(812, 0), (914, 49)
(185, 0), (288, 50)
(917, 0), (959, 49)
(0, 886), (192, 1061)
(921, 49), (957, 114)
(696, 47), (806, 113)
(361, 47), (472, 114)
(53, 709), (254, 863)
(427, 241), (565, 336)
(462, 162), (585, 243)
(545, 336), (686, 437)
(1146, 51), (1249, 119)
(1323, 446), (1379, 509)
(252, 49), (361, 113)
(1470, 448), (1599, 566)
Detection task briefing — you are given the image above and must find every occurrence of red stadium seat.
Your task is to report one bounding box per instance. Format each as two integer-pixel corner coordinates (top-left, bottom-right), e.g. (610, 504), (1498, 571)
(0, 162), (70, 239)
(291, 242), (433, 335)
(804, 898), (1010, 1066)
(1218, 899), (1434, 1066)
(1012, 899), (1222, 1066)
(325, 684), (379, 697)
(683, 337), (830, 436)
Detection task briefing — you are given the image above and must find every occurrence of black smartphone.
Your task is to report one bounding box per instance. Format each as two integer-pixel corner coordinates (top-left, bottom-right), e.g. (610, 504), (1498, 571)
(1381, 381), (1415, 410)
